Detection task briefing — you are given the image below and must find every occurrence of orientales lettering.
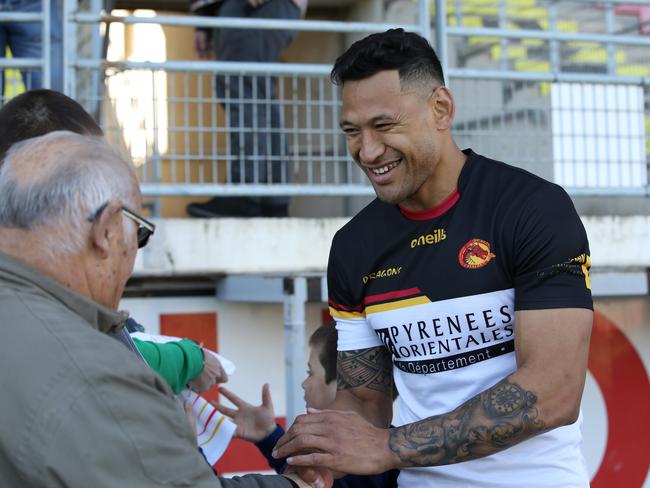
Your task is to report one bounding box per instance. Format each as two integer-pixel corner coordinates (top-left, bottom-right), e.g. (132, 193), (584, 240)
(375, 304), (514, 373)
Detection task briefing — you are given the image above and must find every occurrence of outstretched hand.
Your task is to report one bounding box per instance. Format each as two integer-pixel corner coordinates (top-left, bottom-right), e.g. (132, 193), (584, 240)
(213, 383), (277, 442)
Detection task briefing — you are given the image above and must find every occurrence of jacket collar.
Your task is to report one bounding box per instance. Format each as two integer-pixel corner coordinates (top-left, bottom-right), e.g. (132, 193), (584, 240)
(0, 251), (128, 333)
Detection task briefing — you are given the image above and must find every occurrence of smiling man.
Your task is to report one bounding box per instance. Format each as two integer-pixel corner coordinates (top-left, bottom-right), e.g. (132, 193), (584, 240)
(273, 29), (593, 488)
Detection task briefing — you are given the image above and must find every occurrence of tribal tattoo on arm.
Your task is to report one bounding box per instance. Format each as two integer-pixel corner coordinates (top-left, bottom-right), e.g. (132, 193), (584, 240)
(337, 346), (393, 397)
(389, 378), (546, 467)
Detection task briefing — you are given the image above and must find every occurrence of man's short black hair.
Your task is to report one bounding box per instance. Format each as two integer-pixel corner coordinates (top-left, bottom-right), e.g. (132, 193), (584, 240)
(0, 89), (103, 163)
(331, 28), (445, 89)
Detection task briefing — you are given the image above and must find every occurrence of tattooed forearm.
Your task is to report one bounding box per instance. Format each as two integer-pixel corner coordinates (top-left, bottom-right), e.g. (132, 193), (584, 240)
(337, 346), (393, 396)
(389, 378), (546, 467)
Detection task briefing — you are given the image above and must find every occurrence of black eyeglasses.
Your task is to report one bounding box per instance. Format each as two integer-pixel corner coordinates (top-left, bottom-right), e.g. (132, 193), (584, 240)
(121, 207), (155, 248)
(88, 203), (156, 249)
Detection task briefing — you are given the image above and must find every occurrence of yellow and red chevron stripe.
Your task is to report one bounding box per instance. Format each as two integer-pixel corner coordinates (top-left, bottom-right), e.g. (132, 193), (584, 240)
(328, 308), (365, 319)
(366, 295), (431, 315)
(329, 287), (431, 319)
(365, 287), (430, 315)
(328, 298), (365, 319)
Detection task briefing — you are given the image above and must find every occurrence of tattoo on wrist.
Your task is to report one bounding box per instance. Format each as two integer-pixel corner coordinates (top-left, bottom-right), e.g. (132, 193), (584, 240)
(388, 378), (546, 467)
(337, 347), (393, 396)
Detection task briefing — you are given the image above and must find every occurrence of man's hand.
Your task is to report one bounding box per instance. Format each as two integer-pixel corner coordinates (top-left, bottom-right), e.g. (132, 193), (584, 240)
(194, 28), (212, 59)
(188, 350), (227, 392)
(283, 466), (333, 488)
(272, 409), (395, 475)
(213, 384), (277, 442)
(247, 0), (270, 7)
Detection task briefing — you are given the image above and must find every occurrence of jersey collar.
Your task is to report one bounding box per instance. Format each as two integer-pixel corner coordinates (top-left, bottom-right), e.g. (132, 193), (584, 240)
(397, 148), (475, 221)
(398, 189), (460, 221)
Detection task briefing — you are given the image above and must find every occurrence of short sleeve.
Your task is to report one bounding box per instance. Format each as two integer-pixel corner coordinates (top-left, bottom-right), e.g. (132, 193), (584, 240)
(327, 232), (383, 351)
(512, 183), (592, 311)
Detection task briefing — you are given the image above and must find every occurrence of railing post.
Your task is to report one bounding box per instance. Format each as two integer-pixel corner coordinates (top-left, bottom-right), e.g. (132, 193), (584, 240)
(498, 0), (508, 71)
(42, 0), (51, 88)
(605, 1), (616, 75)
(62, 0), (78, 97)
(283, 276), (307, 427)
(434, 0), (448, 85)
(89, 0), (103, 120)
(418, 0), (432, 42)
(549, 1), (559, 74)
(150, 71), (161, 218)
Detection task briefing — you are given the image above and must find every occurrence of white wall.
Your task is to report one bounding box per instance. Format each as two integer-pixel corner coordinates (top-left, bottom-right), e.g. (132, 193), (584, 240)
(132, 215), (650, 277)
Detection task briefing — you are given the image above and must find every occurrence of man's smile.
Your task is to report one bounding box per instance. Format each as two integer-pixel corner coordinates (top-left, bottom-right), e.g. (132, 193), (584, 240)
(371, 158), (402, 175)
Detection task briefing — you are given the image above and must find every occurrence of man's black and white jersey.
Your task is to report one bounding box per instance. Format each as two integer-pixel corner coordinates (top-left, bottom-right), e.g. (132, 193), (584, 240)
(327, 149), (592, 488)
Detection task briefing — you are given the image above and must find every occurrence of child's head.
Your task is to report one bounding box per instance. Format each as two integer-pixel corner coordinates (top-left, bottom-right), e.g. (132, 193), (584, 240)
(302, 323), (338, 409)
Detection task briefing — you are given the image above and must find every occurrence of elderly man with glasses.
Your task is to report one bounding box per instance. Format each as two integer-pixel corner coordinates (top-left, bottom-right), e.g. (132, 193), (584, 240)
(0, 89), (229, 396)
(0, 131), (328, 488)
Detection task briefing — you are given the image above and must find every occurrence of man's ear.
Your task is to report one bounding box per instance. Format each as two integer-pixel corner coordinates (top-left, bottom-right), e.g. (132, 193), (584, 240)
(429, 86), (456, 130)
(89, 201), (122, 259)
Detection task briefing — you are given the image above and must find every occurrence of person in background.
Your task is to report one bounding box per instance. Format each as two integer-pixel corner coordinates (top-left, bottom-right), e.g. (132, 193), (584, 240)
(187, 0), (308, 218)
(216, 323), (399, 488)
(0, 0), (63, 94)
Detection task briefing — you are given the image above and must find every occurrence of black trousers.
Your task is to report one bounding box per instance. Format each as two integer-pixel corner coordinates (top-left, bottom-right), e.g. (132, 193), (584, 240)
(214, 0), (300, 207)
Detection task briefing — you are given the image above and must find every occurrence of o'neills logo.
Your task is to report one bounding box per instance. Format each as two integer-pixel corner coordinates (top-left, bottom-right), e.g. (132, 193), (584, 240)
(411, 228), (446, 249)
(458, 238), (495, 269)
(362, 266), (402, 284)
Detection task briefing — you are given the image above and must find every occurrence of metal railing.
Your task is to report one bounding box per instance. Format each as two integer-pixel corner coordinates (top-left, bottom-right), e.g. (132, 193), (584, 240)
(79, 64), (374, 197)
(65, 0), (432, 201)
(3, 0), (649, 199)
(437, 0), (650, 195)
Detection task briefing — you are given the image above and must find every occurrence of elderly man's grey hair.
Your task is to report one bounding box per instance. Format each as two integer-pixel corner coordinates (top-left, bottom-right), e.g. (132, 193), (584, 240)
(0, 131), (138, 255)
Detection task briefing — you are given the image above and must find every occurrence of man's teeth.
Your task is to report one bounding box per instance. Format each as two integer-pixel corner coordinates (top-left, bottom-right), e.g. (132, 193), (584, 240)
(372, 160), (400, 175)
